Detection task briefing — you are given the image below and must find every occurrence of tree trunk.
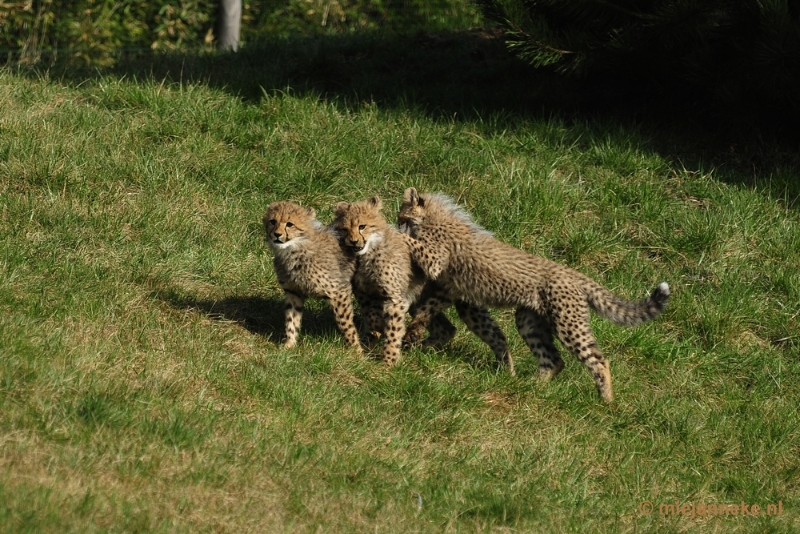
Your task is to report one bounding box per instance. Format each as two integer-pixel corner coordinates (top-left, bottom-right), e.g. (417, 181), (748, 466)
(216, 0), (241, 52)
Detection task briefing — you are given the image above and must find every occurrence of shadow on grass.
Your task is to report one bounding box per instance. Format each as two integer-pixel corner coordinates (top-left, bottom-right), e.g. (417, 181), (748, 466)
(26, 28), (800, 204)
(152, 288), (344, 345)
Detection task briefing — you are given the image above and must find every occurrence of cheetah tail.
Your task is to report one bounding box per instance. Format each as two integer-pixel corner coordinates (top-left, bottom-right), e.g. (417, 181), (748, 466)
(586, 282), (670, 327)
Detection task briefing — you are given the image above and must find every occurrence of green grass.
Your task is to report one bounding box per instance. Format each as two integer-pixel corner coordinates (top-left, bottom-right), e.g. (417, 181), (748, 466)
(1, 33), (799, 533)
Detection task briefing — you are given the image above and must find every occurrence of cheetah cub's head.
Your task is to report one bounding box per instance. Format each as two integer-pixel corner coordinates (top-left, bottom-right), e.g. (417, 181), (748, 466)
(333, 196), (387, 256)
(397, 187), (425, 236)
(263, 201), (316, 250)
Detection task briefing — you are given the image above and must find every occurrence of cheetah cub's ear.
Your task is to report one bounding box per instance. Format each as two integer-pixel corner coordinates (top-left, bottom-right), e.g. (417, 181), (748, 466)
(334, 201), (350, 218)
(368, 196), (382, 210)
(403, 187), (423, 207)
(305, 206), (317, 220)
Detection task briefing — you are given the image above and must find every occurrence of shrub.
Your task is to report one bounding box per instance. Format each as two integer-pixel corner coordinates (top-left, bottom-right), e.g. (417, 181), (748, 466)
(1, 0), (481, 65)
(476, 0), (800, 115)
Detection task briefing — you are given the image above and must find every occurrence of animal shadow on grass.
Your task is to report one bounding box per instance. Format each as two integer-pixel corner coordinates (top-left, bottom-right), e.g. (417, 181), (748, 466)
(153, 288), (345, 346)
(408, 332), (511, 374)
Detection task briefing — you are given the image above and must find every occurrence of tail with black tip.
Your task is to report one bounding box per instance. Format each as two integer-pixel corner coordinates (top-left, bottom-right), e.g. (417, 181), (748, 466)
(586, 282), (670, 326)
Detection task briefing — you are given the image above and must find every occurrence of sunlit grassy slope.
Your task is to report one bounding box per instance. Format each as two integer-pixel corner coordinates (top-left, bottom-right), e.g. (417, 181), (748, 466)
(1, 41), (798, 533)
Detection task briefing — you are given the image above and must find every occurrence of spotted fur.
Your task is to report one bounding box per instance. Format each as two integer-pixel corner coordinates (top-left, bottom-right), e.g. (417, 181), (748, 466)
(264, 201), (361, 351)
(333, 196), (510, 369)
(398, 187), (671, 402)
(332, 196), (427, 365)
(404, 287), (514, 374)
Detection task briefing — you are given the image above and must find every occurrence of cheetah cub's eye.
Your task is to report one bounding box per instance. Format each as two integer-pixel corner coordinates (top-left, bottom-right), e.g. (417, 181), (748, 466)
(269, 219), (277, 226)
(358, 224), (367, 231)
(285, 222), (294, 228)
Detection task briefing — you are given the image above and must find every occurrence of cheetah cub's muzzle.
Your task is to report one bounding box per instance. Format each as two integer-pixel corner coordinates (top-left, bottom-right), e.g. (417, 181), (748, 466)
(265, 219), (296, 247)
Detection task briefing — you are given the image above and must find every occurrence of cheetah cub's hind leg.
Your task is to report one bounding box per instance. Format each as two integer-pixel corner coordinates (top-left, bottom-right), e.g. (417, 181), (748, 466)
(548, 287), (614, 403)
(358, 296), (385, 350)
(328, 290), (362, 349)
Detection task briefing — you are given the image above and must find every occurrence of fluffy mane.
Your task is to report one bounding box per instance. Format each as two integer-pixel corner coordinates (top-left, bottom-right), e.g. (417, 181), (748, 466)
(423, 192), (494, 237)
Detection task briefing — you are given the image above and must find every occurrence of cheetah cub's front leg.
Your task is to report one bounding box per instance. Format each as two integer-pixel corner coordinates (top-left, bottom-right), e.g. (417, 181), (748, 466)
(514, 307), (564, 382)
(403, 283), (456, 348)
(382, 299), (410, 365)
(282, 290), (305, 349)
(282, 288), (360, 352)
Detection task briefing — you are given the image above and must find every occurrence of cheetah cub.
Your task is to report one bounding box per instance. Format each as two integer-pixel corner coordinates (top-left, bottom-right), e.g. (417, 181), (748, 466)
(264, 201), (361, 352)
(398, 187), (670, 402)
(333, 196), (514, 369)
(332, 196), (431, 365)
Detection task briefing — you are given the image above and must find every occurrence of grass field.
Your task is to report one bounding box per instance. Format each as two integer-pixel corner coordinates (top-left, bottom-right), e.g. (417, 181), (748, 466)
(1, 32), (799, 533)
